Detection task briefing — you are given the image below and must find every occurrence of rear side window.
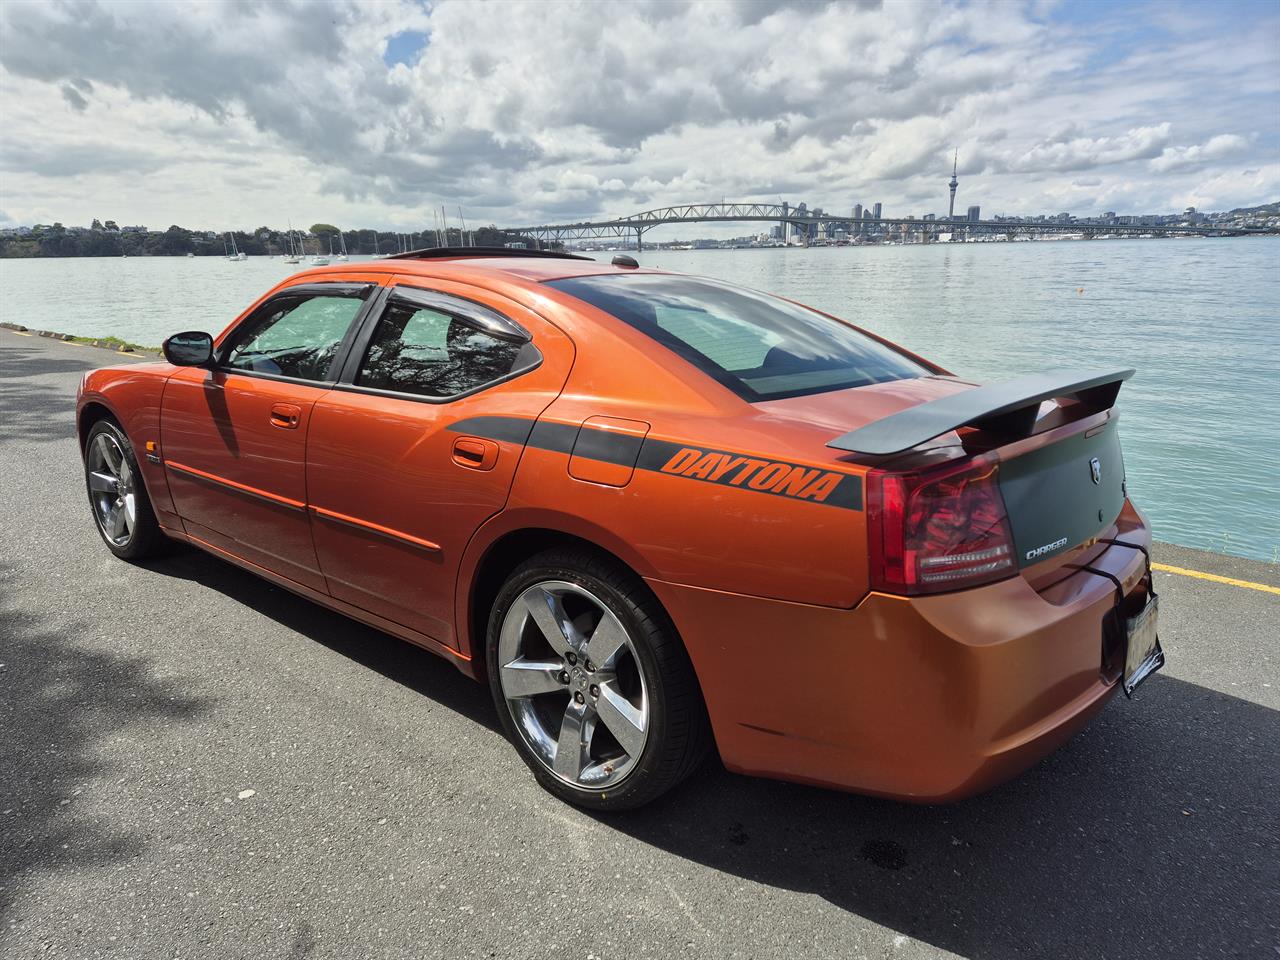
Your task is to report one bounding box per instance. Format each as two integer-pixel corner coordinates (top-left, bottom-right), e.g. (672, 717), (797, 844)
(355, 299), (535, 399)
(548, 274), (929, 401)
(223, 293), (364, 382)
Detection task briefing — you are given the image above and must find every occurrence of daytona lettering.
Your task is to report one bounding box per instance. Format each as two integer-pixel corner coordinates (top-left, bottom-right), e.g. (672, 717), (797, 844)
(658, 446), (856, 505)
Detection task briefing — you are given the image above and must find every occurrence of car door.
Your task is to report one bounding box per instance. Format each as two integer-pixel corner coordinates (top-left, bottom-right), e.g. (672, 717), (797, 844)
(161, 282), (375, 590)
(305, 279), (574, 647)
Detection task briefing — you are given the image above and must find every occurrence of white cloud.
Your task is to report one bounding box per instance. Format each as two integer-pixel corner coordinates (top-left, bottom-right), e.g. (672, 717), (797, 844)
(1005, 124), (1174, 173)
(1150, 134), (1252, 172)
(1171, 163), (1280, 212)
(0, 0), (1276, 231)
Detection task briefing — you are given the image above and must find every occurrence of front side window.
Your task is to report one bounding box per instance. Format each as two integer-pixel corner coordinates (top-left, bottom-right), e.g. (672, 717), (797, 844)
(355, 299), (535, 398)
(547, 274), (930, 401)
(223, 293), (365, 381)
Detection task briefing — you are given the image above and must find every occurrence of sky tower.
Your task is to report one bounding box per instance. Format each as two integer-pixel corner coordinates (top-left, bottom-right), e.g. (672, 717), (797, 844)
(948, 150), (959, 220)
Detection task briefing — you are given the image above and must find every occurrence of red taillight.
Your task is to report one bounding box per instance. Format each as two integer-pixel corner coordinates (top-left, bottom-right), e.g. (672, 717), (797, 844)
(867, 453), (1016, 595)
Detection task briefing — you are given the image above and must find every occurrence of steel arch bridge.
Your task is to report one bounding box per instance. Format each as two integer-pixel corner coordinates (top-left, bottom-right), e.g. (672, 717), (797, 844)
(511, 203), (823, 248)
(507, 202), (1266, 249)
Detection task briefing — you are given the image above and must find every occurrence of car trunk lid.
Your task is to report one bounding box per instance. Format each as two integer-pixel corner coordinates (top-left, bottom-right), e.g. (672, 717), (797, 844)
(997, 415), (1127, 569)
(754, 367), (1135, 595)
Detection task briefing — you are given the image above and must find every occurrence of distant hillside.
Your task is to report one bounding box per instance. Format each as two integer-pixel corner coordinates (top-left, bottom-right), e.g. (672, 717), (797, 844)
(1223, 201), (1280, 216)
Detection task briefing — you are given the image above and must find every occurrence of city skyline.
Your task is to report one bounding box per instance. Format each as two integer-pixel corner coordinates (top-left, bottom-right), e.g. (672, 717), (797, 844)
(8, 192), (1270, 258)
(1, 1), (1277, 235)
(4, 134), (1273, 243)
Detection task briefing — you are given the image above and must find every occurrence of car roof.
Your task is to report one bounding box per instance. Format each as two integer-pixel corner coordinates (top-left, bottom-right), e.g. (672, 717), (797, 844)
(289, 254), (663, 285)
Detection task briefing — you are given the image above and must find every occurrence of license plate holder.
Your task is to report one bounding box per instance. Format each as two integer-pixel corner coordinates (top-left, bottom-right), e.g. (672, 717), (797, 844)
(1122, 594), (1164, 697)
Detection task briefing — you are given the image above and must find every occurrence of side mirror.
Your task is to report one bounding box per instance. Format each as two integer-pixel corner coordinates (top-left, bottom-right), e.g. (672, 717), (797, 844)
(163, 331), (214, 367)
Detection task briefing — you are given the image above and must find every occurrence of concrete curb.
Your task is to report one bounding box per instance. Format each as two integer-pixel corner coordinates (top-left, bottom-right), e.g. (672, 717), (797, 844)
(0, 321), (161, 358)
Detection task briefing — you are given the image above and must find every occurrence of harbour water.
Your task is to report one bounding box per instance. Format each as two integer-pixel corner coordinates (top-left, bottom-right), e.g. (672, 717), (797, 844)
(2, 237), (1277, 562)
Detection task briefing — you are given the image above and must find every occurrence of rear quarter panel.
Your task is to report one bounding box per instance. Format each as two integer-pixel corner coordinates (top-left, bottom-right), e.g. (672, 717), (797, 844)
(506, 408), (871, 606)
(468, 284), (875, 610)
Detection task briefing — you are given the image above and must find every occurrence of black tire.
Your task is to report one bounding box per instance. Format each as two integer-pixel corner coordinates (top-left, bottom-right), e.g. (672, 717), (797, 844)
(486, 546), (712, 811)
(84, 418), (168, 561)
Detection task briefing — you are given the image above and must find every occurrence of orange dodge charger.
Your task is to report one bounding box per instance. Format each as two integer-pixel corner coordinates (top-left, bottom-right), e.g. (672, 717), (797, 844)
(77, 248), (1163, 810)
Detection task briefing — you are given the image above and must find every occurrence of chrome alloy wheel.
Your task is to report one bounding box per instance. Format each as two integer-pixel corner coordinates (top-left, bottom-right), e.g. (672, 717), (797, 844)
(87, 432), (136, 546)
(498, 580), (650, 789)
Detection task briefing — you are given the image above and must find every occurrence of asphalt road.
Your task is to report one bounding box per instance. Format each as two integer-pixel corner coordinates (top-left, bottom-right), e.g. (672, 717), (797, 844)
(2, 326), (1277, 960)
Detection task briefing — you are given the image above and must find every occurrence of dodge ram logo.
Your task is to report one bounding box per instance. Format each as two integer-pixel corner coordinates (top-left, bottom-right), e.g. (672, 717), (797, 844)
(1089, 456), (1102, 485)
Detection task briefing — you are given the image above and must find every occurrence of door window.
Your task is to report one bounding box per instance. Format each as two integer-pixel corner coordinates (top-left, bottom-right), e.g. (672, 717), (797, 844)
(355, 300), (535, 398)
(223, 294), (365, 382)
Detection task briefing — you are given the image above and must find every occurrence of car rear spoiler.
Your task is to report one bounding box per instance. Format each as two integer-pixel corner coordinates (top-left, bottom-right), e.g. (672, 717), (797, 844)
(827, 367), (1135, 456)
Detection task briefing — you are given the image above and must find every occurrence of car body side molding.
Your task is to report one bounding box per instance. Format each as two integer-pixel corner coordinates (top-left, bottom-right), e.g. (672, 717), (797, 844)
(827, 367), (1136, 456)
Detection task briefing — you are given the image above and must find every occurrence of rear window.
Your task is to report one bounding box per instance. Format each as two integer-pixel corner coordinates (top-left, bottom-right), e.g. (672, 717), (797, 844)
(547, 274), (928, 401)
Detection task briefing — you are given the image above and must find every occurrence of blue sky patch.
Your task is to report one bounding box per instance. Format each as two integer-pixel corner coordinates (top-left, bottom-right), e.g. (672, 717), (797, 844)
(384, 29), (429, 69)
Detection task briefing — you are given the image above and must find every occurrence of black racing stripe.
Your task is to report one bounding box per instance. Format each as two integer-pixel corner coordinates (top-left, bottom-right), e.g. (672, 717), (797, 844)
(446, 414), (862, 510)
(448, 414), (575, 452)
(448, 415), (535, 445)
(528, 420), (580, 454)
(571, 425), (645, 468)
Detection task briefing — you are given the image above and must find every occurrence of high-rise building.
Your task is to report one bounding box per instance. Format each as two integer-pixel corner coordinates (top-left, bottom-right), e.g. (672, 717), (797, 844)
(968, 205), (981, 222)
(853, 203), (863, 235)
(948, 150), (959, 220)
(872, 202), (882, 220)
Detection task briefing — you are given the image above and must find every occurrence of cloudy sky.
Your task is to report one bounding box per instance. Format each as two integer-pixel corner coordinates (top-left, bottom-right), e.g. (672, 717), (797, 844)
(1, 0), (1277, 236)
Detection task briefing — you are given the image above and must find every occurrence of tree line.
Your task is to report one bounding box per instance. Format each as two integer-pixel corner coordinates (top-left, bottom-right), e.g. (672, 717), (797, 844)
(0, 221), (543, 258)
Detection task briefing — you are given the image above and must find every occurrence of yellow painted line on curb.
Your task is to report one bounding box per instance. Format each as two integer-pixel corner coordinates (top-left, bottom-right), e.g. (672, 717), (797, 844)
(13, 331), (33, 336)
(1152, 562), (1280, 595)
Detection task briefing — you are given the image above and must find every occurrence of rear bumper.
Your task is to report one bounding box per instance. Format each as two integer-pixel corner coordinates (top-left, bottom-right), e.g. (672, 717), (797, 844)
(648, 502), (1152, 802)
